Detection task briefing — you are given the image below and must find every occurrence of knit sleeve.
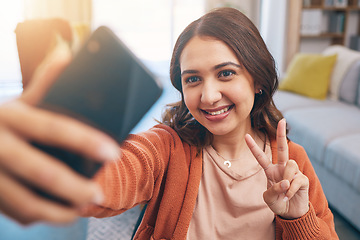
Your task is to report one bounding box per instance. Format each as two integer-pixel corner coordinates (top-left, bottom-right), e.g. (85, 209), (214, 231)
(80, 124), (179, 218)
(275, 142), (339, 240)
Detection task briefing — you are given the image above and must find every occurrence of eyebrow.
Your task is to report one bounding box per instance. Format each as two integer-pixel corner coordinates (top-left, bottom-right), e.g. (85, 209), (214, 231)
(181, 61), (242, 77)
(213, 62), (242, 70)
(181, 69), (199, 77)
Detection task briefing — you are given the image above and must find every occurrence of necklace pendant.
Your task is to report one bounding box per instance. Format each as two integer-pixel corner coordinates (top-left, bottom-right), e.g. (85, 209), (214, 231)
(224, 160), (231, 168)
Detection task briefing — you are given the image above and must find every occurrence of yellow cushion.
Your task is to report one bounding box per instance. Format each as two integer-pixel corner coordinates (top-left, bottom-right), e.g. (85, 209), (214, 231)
(279, 53), (337, 100)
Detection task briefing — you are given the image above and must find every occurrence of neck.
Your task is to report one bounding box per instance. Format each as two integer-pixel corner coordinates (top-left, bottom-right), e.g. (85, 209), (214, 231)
(211, 127), (259, 161)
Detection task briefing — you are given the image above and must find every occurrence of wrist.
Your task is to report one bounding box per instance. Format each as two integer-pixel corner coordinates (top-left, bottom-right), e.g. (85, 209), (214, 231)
(276, 203), (320, 239)
(280, 203), (310, 220)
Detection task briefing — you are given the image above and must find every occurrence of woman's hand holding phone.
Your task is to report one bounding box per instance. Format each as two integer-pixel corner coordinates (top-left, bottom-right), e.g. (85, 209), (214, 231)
(0, 45), (119, 225)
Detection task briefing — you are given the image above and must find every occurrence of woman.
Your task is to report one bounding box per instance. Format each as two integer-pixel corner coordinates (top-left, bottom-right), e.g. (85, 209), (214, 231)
(82, 8), (338, 239)
(0, 7), (337, 239)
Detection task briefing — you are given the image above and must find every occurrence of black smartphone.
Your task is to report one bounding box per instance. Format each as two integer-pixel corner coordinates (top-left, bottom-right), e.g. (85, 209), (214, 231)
(32, 26), (163, 205)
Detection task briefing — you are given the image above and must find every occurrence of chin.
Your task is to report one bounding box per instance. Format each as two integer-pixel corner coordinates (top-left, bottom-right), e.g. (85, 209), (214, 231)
(205, 126), (232, 137)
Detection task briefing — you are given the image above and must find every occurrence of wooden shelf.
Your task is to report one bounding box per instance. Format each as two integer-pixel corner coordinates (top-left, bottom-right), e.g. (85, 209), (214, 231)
(301, 33), (344, 38)
(303, 6), (347, 10)
(348, 7), (360, 11)
(285, 0), (360, 70)
(303, 6), (360, 11)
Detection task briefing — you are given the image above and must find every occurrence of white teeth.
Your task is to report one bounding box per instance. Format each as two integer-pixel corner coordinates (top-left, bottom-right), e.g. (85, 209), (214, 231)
(206, 106), (230, 116)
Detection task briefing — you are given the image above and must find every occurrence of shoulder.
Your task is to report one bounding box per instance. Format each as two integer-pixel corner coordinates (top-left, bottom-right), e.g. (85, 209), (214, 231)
(288, 140), (308, 160)
(125, 124), (197, 155)
(130, 124), (183, 145)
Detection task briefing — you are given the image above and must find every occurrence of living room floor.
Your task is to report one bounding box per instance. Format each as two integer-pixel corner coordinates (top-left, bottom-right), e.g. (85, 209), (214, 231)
(332, 207), (360, 240)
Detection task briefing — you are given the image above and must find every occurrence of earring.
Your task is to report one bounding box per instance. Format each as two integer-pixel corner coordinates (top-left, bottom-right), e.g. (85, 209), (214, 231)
(258, 89), (263, 95)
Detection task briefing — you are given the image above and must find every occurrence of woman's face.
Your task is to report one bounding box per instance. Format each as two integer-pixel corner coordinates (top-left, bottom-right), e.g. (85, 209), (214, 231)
(180, 36), (257, 138)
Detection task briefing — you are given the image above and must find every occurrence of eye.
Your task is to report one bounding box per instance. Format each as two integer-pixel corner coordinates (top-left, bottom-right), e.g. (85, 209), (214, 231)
(185, 76), (201, 84)
(218, 70), (236, 78)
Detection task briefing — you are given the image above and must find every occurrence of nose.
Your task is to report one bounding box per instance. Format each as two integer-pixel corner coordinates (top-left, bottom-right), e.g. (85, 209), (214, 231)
(200, 80), (222, 105)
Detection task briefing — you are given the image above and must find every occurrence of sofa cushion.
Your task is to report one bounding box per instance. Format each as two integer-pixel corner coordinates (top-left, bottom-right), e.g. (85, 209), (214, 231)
(339, 60), (360, 104)
(324, 134), (360, 193)
(323, 45), (360, 100)
(284, 104), (360, 163)
(273, 90), (338, 113)
(279, 53), (337, 100)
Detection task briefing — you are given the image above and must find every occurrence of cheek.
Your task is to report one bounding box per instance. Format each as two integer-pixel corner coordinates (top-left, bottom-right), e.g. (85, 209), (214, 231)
(227, 83), (256, 109)
(183, 89), (198, 113)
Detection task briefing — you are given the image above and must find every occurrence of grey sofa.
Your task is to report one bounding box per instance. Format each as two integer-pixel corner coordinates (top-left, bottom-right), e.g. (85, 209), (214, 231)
(273, 52), (360, 231)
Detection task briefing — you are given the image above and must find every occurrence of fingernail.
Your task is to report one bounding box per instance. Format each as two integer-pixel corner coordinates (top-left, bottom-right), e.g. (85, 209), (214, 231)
(281, 181), (289, 190)
(98, 143), (121, 162)
(283, 196), (289, 202)
(92, 183), (104, 205)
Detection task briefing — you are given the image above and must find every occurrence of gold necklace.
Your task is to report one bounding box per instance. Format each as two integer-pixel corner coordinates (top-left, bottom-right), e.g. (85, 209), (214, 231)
(213, 149), (241, 168)
(212, 135), (266, 168)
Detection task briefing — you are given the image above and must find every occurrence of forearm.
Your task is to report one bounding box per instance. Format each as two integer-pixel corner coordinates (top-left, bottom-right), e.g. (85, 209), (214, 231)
(80, 128), (172, 218)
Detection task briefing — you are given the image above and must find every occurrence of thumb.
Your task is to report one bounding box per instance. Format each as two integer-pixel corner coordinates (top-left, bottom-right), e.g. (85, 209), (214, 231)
(20, 35), (72, 105)
(263, 179), (290, 206)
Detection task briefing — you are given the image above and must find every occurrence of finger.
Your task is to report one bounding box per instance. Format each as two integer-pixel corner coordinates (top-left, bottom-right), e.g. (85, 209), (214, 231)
(245, 134), (271, 170)
(0, 169), (78, 225)
(0, 101), (120, 163)
(277, 118), (288, 166)
(282, 159), (299, 182)
(285, 173), (309, 200)
(21, 39), (72, 105)
(0, 128), (104, 206)
(263, 179), (290, 206)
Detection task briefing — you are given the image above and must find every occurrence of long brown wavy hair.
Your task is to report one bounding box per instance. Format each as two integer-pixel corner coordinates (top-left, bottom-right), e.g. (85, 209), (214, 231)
(162, 7), (284, 148)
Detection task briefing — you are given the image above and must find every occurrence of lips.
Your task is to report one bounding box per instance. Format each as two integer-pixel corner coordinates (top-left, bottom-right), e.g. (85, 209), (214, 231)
(201, 105), (234, 120)
(204, 106), (231, 115)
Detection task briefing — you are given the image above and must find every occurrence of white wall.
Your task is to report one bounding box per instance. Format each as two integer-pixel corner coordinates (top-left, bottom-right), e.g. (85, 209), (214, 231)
(205, 0), (260, 27)
(260, 0), (288, 75)
(92, 0), (205, 61)
(0, 0), (23, 87)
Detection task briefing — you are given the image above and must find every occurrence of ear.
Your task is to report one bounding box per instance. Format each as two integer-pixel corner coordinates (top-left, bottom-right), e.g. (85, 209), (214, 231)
(254, 85), (263, 95)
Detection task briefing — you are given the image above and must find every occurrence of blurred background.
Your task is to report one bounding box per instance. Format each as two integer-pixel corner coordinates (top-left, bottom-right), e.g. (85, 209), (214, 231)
(0, 0), (359, 239)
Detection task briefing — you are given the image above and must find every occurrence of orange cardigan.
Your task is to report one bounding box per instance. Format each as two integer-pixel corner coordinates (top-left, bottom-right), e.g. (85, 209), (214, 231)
(82, 124), (338, 239)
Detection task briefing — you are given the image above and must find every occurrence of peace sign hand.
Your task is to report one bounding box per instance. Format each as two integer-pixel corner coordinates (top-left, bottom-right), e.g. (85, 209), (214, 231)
(245, 119), (310, 220)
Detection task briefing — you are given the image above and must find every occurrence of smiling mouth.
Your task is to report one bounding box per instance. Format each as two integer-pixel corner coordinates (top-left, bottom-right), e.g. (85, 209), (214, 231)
(202, 105), (234, 116)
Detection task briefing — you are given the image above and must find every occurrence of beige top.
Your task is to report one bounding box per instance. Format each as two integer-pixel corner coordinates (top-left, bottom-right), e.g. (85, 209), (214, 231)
(186, 143), (275, 240)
